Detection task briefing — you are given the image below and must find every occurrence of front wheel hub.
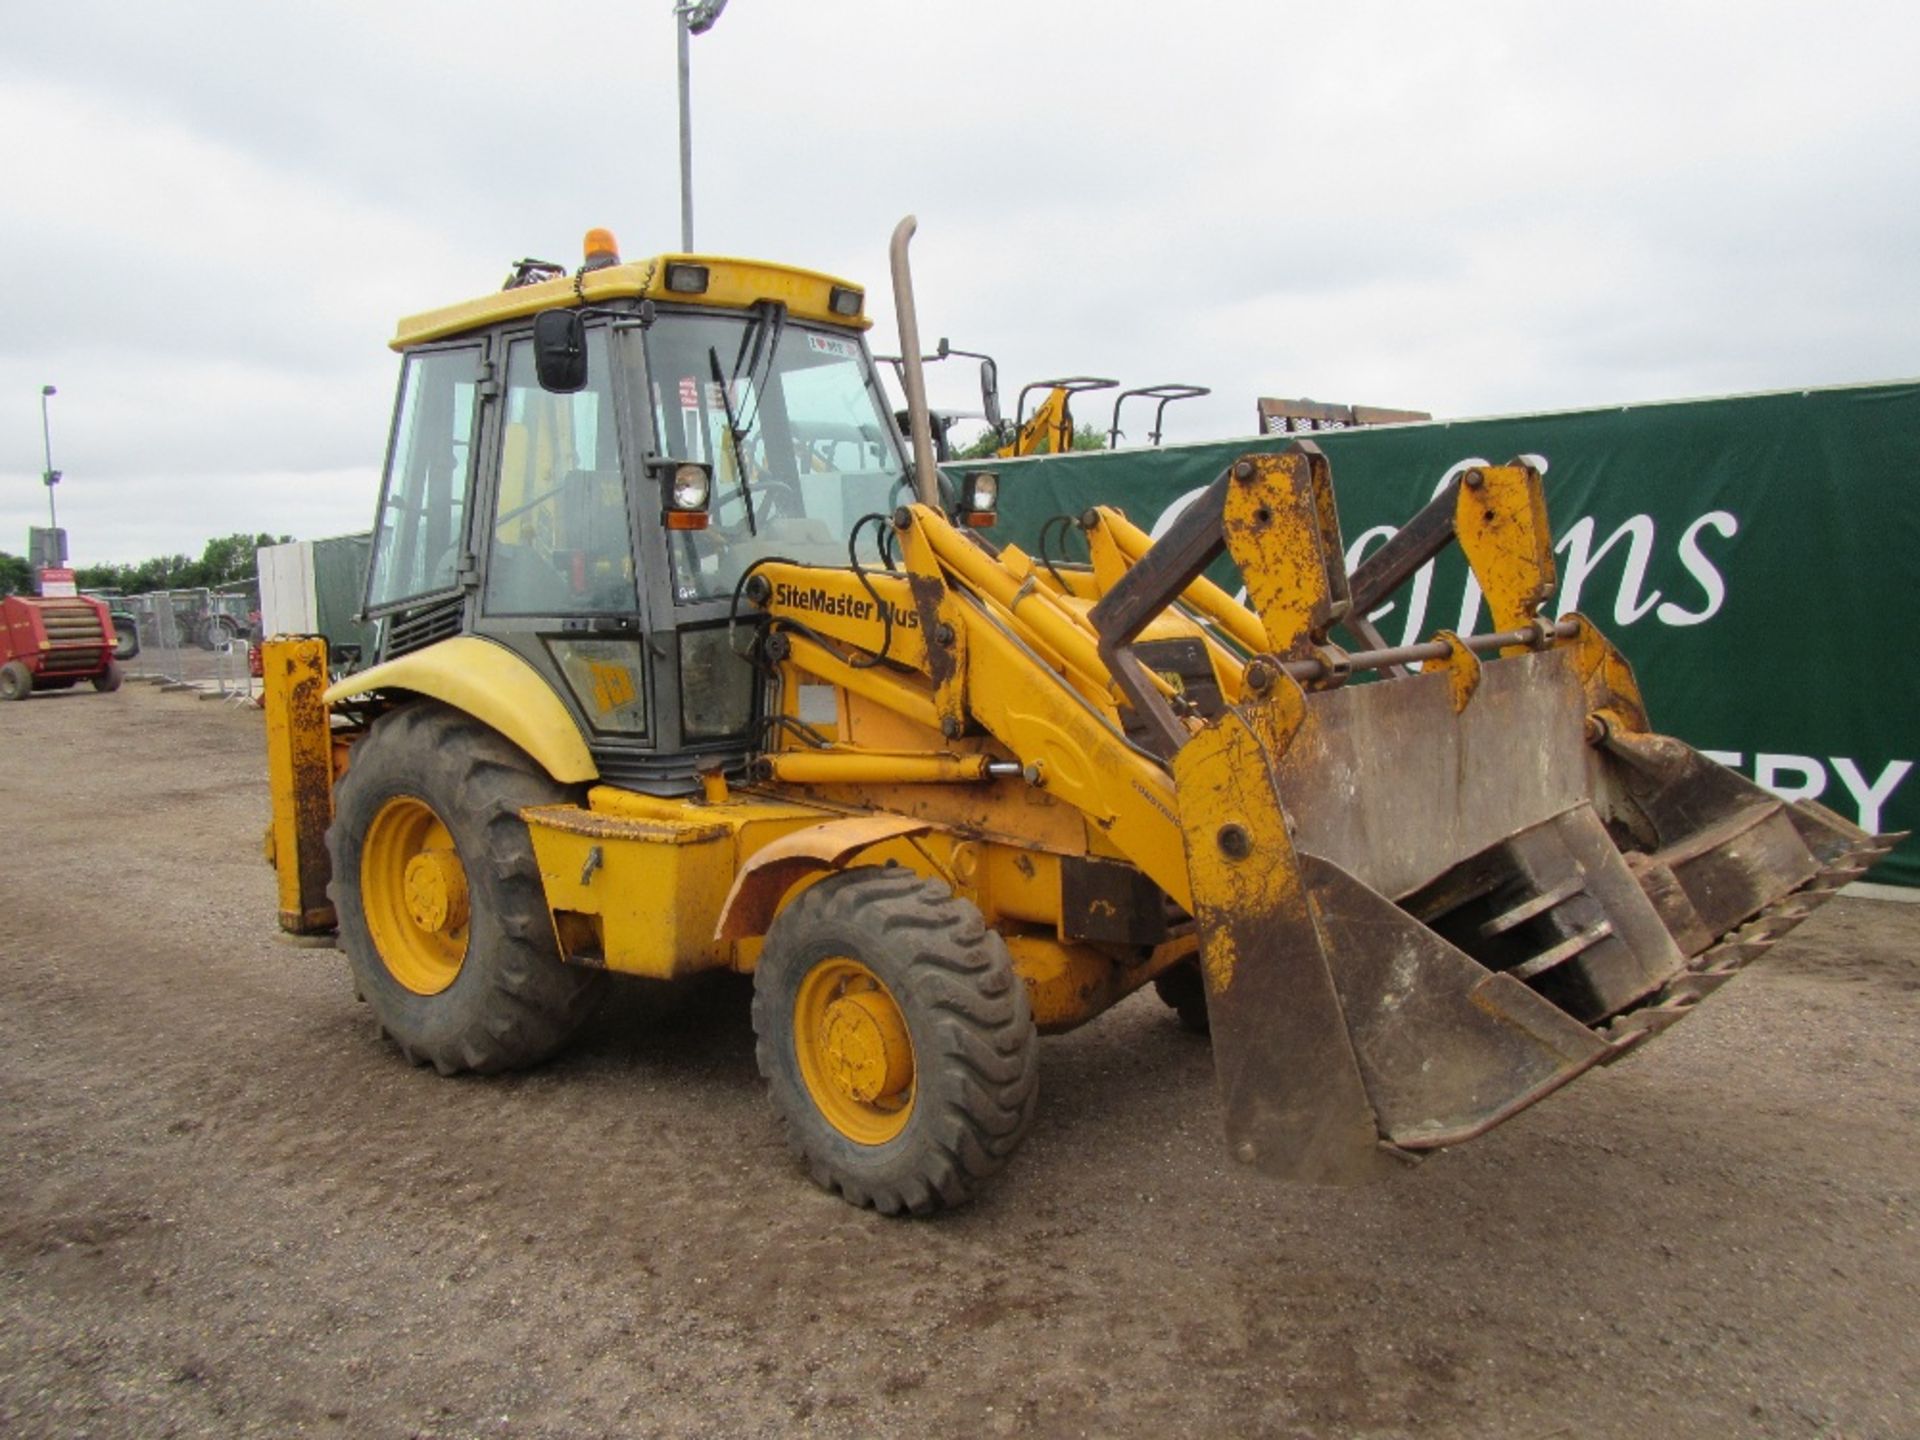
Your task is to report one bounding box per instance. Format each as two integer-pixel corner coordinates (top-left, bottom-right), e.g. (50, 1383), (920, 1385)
(822, 989), (914, 1104)
(794, 958), (916, 1144)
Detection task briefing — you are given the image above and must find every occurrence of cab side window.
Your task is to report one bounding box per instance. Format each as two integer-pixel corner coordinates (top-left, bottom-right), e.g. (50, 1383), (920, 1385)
(483, 329), (637, 616)
(365, 346), (480, 612)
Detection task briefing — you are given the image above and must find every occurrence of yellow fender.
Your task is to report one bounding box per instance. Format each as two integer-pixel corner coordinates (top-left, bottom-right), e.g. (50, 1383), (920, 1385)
(325, 635), (598, 784)
(715, 813), (934, 941)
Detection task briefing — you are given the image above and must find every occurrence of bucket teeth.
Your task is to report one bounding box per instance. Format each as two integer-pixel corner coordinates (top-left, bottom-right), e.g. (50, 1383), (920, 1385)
(1598, 829), (1894, 1060)
(1664, 972), (1733, 1003)
(1603, 1002), (1693, 1051)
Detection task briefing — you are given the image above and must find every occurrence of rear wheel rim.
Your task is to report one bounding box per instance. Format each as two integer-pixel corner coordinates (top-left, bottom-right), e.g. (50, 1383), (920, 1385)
(361, 795), (470, 996)
(793, 957), (916, 1145)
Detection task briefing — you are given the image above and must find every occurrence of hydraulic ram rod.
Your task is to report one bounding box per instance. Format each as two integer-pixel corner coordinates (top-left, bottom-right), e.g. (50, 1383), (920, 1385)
(1267, 619), (1577, 685)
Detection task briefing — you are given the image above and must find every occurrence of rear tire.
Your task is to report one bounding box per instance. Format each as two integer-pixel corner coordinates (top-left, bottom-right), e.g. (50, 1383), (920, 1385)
(328, 702), (606, 1075)
(0, 661), (31, 701)
(92, 660), (123, 693)
(751, 866), (1039, 1216)
(111, 617), (140, 660)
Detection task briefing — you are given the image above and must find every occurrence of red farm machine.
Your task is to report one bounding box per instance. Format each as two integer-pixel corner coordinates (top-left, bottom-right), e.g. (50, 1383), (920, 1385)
(0, 593), (124, 701)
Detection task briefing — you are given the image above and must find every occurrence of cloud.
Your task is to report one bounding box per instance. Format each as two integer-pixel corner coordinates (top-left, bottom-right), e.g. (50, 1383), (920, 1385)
(2, 0), (1915, 563)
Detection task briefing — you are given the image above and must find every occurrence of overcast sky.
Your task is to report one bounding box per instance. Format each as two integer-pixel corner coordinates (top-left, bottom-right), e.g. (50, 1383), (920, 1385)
(3, 0), (1915, 565)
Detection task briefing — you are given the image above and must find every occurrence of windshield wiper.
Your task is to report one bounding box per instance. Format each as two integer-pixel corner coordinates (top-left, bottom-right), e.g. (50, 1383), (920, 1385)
(708, 345), (758, 536)
(753, 300), (786, 399)
(728, 300), (787, 437)
(710, 302), (791, 539)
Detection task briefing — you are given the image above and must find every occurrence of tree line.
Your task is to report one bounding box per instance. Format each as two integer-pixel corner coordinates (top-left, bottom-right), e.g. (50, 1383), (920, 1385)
(951, 421), (1107, 461)
(0, 531), (293, 598)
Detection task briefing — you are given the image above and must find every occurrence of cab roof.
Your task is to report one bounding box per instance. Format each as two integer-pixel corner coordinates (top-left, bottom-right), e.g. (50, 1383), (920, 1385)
(390, 253), (872, 351)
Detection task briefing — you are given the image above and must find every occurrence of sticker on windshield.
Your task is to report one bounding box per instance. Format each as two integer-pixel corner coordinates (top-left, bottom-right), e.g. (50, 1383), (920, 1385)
(807, 334), (860, 361)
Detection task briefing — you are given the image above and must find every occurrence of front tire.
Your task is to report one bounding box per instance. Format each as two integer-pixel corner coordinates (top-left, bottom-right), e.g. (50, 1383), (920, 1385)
(328, 702), (606, 1075)
(92, 660), (123, 693)
(0, 661), (31, 701)
(751, 867), (1039, 1216)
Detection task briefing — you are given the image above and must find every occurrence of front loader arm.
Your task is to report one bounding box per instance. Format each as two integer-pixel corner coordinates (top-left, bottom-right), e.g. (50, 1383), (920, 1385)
(745, 515), (1195, 906)
(744, 446), (1586, 916)
(747, 444), (1898, 1185)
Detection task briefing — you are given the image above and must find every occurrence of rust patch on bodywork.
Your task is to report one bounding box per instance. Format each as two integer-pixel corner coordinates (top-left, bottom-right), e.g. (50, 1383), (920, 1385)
(715, 812), (934, 941)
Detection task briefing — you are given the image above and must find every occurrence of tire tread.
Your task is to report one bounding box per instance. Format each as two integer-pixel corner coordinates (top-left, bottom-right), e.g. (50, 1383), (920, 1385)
(328, 702), (605, 1075)
(751, 867), (1039, 1216)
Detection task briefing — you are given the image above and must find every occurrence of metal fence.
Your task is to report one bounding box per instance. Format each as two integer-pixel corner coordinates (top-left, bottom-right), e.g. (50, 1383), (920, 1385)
(113, 588), (260, 704)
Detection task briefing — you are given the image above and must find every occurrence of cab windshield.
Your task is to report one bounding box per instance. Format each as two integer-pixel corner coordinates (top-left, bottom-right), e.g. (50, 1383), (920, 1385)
(642, 312), (905, 602)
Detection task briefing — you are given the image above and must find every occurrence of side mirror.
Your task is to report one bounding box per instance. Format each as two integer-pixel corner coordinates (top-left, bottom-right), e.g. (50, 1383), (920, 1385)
(533, 310), (588, 393)
(979, 357), (1003, 432)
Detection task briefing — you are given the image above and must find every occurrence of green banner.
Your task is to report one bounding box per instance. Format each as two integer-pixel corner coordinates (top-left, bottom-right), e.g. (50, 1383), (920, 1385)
(949, 381), (1919, 887)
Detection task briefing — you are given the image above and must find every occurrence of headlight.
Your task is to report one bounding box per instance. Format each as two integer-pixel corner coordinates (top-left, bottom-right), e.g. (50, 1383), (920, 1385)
(828, 285), (863, 317)
(961, 470), (999, 527)
(657, 460), (712, 530)
(664, 262), (710, 294)
(670, 463), (710, 511)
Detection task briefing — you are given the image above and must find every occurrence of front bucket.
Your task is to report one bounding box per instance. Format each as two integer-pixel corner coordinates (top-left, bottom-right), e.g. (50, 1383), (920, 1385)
(1172, 646), (1896, 1184)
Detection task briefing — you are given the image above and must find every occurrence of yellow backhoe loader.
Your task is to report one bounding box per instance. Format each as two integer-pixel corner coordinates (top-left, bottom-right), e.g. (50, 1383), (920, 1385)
(262, 219), (1895, 1214)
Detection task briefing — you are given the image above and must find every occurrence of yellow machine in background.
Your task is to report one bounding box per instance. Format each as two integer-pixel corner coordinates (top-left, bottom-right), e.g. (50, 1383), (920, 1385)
(879, 339), (1207, 461)
(262, 219), (1895, 1215)
(997, 378), (1093, 456)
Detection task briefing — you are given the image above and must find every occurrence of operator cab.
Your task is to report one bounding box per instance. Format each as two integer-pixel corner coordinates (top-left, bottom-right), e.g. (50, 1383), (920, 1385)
(360, 232), (911, 794)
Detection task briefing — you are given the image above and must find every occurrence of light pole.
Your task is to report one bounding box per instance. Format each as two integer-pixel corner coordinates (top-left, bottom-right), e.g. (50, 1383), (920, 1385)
(39, 384), (60, 532)
(675, 0), (728, 252)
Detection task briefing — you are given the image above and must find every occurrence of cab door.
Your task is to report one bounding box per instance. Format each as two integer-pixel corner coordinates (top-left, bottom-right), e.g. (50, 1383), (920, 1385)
(363, 342), (483, 642)
(470, 325), (655, 764)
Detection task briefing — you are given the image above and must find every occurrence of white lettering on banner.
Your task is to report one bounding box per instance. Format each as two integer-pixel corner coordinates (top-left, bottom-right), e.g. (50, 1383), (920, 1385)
(1554, 515), (1664, 624)
(1755, 753), (1827, 803)
(1696, 753), (1912, 835)
(1345, 525), (1397, 613)
(1657, 511), (1739, 626)
(1150, 454), (1737, 636)
(1147, 485), (1207, 541)
(1834, 758), (1913, 835)
(1457, 571), (1485, 638)
(1393, 464), (1479, 644)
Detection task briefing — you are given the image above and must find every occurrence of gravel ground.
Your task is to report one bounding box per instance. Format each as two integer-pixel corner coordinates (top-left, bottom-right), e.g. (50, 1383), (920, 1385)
(2, 682), (1915, 1440)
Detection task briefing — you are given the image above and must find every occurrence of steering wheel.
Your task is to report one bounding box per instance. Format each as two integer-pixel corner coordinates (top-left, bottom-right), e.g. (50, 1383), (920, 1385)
(714, 476), (804, 530)
(887, 471), (957, 516)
